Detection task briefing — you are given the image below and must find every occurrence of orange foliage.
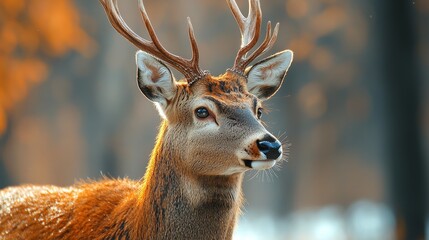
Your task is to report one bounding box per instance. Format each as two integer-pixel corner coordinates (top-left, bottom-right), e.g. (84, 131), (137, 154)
(0, 0), (95, 135)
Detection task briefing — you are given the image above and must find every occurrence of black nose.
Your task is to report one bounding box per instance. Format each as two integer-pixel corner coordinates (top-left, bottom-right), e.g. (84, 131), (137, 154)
(256, 135), (282, 160)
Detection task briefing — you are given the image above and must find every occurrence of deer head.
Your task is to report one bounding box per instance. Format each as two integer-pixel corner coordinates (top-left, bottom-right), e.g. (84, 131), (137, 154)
(100, 0), (293, 175)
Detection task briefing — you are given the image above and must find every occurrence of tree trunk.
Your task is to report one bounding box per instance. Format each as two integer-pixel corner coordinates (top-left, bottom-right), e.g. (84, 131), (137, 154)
(376, 0), (427, 239)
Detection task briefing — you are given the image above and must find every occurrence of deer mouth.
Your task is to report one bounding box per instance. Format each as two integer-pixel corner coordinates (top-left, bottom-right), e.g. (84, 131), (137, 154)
(242, 159), (276, 170)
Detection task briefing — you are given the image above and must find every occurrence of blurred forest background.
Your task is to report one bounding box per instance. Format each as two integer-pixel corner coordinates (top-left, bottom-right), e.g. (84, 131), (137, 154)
(0, 0), (428, 239)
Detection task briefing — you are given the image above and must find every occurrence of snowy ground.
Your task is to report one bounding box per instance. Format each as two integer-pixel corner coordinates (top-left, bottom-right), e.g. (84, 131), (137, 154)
(233, 200), (396, 240)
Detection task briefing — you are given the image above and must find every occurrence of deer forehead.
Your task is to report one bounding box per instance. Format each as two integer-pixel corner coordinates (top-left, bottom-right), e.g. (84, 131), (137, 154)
(204, 74), (246, 95)
(185, 73), (257, 107)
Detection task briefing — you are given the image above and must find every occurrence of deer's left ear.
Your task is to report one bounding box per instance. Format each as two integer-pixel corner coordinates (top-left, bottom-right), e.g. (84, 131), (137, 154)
(245, 50), (293, 100)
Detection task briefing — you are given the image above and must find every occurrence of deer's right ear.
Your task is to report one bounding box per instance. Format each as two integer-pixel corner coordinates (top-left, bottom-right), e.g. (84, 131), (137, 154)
(136, 50), (177, 106)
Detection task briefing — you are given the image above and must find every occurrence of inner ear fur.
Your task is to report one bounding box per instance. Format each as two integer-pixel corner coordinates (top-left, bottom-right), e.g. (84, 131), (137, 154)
(245, 50), (293, 100)
(136, 50), (177, 106)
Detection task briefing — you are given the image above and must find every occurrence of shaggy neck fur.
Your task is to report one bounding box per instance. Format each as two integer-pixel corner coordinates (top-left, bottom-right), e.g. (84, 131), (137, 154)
(131, 121), (244, 239)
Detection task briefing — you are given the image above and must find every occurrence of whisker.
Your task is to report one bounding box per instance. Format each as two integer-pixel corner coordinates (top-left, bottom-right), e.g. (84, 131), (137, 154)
(269, 169), (275, 182)
(248, 170), (261, 181)
(260, 170), (265, 182)
(273, 162), (283, 171)
(277, 131), (288, 141)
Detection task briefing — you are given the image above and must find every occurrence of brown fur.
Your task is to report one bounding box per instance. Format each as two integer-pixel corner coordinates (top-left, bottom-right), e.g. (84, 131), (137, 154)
(0, 73), (257, 240)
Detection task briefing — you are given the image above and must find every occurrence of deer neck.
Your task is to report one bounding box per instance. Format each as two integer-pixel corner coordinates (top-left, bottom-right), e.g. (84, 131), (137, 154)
(134, 120), (244, 239)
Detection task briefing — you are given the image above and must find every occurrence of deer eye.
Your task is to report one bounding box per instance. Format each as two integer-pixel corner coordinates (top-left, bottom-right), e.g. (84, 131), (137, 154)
(257, 108), (263, 119)
(195, 107), (210, 119)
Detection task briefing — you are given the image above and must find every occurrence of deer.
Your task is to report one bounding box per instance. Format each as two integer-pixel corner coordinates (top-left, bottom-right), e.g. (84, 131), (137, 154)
(0, 0), (293, 239)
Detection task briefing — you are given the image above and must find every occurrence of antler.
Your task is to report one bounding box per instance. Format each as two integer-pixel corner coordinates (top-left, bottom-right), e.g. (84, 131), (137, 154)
(227, 0), (279, 75)
(100, 0), (207, 83)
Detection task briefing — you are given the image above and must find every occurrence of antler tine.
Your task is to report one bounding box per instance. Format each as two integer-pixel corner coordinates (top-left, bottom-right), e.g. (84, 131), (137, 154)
(227, 0), (280, 74)
(137, 0), (205, 80)
(100, 0), (152, 51)
(242, 22), (279, 68)
(187, 17), (200, 68)
(137, 0), (181, 66)
(227, 0), (261, 49)
(100, 0), (206, 83)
